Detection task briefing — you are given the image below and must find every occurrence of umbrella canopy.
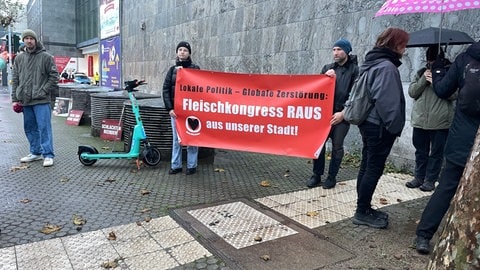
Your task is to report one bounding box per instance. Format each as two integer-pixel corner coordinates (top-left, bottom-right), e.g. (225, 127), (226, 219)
(376, 0), (480, 17)
(375, 0), (480, 49)
(407, 27), (475, 47)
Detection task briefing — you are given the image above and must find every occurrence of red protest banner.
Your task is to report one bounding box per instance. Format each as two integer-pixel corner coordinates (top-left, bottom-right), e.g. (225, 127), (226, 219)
(174, 69), (335, 159)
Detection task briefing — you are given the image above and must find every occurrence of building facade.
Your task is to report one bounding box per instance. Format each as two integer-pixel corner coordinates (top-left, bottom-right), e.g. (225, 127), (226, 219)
(23, 0), (480, 169)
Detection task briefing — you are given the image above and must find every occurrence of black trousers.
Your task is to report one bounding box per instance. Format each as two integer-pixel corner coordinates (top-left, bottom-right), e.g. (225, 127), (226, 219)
(312, 121), (350, 178)
(416, 159), (464, 240)
(356, 121), (397, 212)
(412, 127), (448, 182)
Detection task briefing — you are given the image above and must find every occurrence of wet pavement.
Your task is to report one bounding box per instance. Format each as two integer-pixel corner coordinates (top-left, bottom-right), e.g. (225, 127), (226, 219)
(0, 86), (433, 269)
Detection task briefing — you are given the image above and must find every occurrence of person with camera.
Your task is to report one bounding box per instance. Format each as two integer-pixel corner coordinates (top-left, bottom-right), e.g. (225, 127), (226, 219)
(405, 45), (455, 192)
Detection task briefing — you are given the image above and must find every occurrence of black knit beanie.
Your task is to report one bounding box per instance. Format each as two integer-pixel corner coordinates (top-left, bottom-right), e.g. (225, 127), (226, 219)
(176, 41), (191, 54)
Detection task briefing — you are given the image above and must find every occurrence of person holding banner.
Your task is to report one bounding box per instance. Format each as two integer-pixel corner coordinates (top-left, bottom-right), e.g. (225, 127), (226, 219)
(306, 38), (359, 189)
(162, 41), (201, 175)
(349, 27), (409, 229)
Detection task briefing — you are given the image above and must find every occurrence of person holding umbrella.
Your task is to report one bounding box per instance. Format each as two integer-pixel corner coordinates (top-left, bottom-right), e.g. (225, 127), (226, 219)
(414, 40), (480, 254)
(405, 46), (455, 192)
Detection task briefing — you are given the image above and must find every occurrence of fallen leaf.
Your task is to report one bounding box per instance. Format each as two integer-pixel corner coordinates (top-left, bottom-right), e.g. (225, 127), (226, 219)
(254, 236), (262, 242)
(214, 167), (225, 172)
(40, 223), (62, 234)
(10, 165), (29, 172)
(140, 208), (150, 213)
(19, 198), (32, 204)
(338, 182), (346, 186)
(306, 211), (319, 217)
(140, 189), (150, 195)
(136, 221), (142, 226)
(144, 216), (152, 222)
(379, 198), (389, 205)
(260, 180), (271, 187)
(397, 198), (403, 202)
(73, 214), (86, 226)
(107, 231), (117, 241)
(60, 177), (70, 183)
(260, 255), (270, 261)
(394, 253), (403, 260)
(100, 260), (118, 269)
(101, 146), (110, 150)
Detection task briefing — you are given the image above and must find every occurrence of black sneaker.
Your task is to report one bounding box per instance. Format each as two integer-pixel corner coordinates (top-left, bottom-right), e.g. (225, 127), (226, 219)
(370, 208), (389, 220)
(306, 175), (321, 188)
(169, 168), (183, 174)
(405, 178), (423, 188)
(419, 181), (435, 192)
(322, 176), (336, 189)
(414, 236), (430, 254)
(186, 167), (197, 175)
(352, 209), (388, 229)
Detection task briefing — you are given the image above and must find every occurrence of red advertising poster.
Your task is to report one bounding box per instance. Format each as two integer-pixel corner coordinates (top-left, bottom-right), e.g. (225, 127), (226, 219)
(66, 110), (84, 126)
(174, 69), (335, 159)
(100, 119), (122, 141)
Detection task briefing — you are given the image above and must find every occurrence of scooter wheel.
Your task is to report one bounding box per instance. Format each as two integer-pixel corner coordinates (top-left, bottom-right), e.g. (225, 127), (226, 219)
(143, 147), (161, 166)
(79, 150), (98, 166)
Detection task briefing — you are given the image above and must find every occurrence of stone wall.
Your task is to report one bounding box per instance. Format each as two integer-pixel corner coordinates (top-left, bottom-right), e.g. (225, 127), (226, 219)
(121, 0), (480, 169)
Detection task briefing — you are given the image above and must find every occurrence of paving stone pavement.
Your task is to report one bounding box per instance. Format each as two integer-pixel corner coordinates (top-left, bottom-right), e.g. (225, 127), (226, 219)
(0, 88), (434, 269)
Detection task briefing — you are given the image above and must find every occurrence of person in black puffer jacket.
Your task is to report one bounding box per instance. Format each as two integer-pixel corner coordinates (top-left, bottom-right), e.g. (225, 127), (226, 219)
(162, 41), (200, 176)
(414, 40), (480, 255)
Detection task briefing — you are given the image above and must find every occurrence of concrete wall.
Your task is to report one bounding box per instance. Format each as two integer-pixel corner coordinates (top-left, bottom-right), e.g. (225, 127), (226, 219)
(121, 0), (480, 170)
(26, 0), (80, 57)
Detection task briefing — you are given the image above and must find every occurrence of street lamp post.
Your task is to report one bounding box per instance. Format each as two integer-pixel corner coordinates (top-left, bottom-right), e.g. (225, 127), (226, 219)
(7, 24), (13, 97)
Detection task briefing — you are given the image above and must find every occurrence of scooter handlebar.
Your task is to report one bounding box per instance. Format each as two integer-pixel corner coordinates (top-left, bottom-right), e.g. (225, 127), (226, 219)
(124, 79), (147, 91)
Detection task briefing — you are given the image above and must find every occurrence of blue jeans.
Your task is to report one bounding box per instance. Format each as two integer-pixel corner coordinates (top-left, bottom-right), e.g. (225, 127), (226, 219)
(22, 103), (54, 158)
(412, 128), (448, 182)
(170, 117), (198, 170)
(356, 122), (397, 212)
(312, 121), (350, 178)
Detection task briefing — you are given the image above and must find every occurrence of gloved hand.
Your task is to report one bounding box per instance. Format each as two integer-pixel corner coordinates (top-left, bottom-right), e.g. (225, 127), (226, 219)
(431, 54), (447, 78)
(13, 102), (23, 113)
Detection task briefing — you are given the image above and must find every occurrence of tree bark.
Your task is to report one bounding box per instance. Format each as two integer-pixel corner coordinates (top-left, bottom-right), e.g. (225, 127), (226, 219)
(428, 127), (480, 269)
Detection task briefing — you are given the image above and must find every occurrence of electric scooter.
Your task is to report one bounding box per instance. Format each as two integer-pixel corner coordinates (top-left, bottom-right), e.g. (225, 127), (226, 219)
(78, 79), (161, 168)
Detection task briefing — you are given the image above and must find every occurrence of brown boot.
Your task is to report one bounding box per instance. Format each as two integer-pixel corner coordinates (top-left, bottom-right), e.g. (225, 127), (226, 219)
(405, 177), (423, 188)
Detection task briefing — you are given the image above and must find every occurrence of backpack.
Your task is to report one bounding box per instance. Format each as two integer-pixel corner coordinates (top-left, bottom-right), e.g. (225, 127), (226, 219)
(343, 70), (375, 125)
(457, 58), (480, 117)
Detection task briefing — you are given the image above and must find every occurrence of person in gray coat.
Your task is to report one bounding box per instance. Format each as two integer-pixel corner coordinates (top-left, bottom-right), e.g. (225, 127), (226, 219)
(405, 46), (455, 191)
(11, 29), (59, 167)
(345, 27), (409, 229)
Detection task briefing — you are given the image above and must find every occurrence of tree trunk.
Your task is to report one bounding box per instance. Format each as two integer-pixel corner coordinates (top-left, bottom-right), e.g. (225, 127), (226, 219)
(428, 127), (480, 269)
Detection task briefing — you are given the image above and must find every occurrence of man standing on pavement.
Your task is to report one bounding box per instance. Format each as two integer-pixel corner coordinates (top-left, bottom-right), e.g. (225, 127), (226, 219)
(307, 38), (359, 189)
(11, 29), (59, 167)
(163, 41), (200, 175)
